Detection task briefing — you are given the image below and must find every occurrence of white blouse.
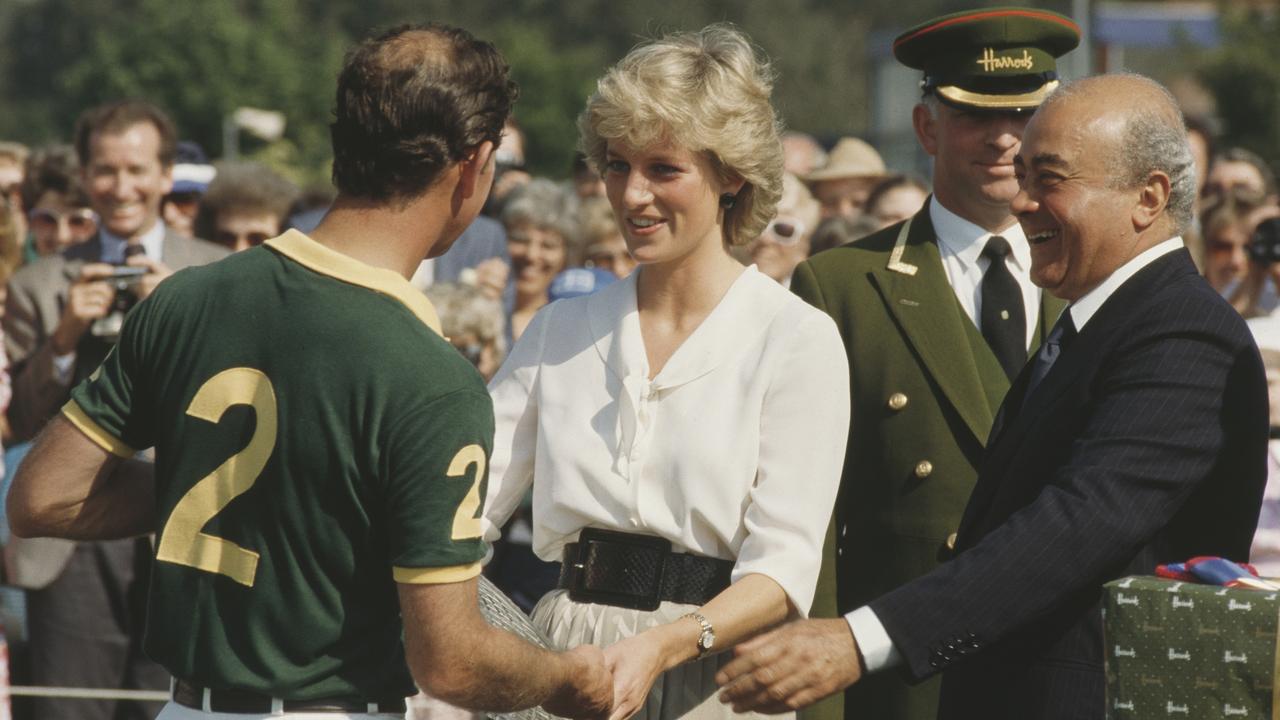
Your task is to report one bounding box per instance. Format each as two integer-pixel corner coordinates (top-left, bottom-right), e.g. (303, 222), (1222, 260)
(482, 266), (851, 613)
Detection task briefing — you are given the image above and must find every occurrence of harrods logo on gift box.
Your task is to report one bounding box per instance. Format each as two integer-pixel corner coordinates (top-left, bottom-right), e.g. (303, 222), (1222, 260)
(1103, 576), (1280, 719)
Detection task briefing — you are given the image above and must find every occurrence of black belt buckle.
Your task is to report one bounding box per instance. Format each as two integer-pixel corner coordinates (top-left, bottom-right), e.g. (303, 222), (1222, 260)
(568, 527), (671, 611)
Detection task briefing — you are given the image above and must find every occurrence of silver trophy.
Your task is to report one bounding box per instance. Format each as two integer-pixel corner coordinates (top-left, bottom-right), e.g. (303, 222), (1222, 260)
(477, 576), (562, 720)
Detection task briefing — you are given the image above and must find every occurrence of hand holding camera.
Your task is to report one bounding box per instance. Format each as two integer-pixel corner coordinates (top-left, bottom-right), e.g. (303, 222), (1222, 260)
(51, 263), (122, 354)
(1247, 216), (1280, 266)
(123, 253), (174, 302)
(51, 253), (172, 352)
(1230, 208), (1280, 318)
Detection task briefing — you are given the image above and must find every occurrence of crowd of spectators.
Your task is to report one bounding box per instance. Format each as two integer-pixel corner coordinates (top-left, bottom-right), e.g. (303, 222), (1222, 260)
(0, 85), (1278, 719)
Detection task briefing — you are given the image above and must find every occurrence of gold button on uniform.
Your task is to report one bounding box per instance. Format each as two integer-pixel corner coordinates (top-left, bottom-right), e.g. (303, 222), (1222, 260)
(914, 460), (933, 478)
(888, 392), (909, 411)
(946, 532), (958, 551)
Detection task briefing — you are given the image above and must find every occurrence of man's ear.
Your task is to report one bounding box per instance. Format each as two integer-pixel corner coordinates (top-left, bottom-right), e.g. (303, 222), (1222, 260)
(1132, 170), (1171, 232)
(458, 141), (496, 200)
(912, 103), (939, 158)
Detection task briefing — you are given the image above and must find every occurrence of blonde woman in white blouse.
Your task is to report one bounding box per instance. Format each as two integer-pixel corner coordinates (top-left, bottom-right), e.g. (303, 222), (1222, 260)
(482, 25), (850, 720)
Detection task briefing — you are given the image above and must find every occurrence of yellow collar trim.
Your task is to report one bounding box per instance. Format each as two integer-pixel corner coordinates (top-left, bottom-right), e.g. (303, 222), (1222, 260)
(936, 80), (1059, 110)
(265, 230), (443, 336)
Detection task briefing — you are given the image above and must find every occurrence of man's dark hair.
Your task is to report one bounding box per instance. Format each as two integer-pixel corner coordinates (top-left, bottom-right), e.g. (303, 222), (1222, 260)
(73, 99), (178, 168)
(330, 23), (518, 204)
(21, 144), (90, 211)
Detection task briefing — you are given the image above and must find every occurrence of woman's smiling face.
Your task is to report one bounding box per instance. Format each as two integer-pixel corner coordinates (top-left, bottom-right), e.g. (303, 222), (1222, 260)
(603, 138), (732, 266)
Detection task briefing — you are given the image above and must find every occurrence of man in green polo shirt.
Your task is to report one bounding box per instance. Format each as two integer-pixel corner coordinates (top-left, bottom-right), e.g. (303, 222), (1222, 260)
(7, 23), (612, 720)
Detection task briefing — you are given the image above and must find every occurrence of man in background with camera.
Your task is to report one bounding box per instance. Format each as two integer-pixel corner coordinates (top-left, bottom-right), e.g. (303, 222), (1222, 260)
(3, 99), (226, 720)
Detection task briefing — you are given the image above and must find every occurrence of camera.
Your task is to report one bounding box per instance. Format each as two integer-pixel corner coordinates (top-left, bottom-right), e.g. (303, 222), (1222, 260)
(90, 265), (148, 341)
(1247, 218), (1280, 265)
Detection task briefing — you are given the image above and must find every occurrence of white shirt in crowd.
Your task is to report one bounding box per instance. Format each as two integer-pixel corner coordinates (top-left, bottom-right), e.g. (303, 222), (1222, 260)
(481, 265), (850, 612)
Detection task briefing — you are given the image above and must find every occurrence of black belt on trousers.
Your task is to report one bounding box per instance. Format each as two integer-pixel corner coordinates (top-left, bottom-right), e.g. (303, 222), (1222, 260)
(557, 527), (734, 611)
(172, 679), (406, 714)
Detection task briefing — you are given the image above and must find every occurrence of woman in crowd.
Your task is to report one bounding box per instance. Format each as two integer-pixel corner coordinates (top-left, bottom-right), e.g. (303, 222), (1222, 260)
(863, 173), (929, 231)
(21, 145), (96, 259)
(741, 172), (819, 286)
(483, 25), (849, 719)
(499, 178), (576, 342)
(579, 195), (636, 279)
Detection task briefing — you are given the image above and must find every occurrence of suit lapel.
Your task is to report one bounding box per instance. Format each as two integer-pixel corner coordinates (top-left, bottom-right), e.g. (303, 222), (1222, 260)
(869, 211), (997, 446)
(1038, 293), (1068, 345)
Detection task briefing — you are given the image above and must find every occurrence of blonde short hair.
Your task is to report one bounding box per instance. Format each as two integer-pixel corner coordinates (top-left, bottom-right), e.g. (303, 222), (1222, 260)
(425, 282), (506, 358)
(578, 24), (784, 246)
(578, 196), (621, 249)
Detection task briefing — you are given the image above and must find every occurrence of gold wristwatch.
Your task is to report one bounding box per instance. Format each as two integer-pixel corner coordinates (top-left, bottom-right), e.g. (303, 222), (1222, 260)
(684, 612), (715, 658)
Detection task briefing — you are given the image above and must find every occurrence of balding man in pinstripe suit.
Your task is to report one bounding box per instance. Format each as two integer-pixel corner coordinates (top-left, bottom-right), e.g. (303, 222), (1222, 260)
(719, 73), (1268, 720)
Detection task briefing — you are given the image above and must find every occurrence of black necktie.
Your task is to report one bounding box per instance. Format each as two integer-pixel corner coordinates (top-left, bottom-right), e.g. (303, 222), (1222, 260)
(1023, 309), (1076, 408)
(981, 236), (1026, 380)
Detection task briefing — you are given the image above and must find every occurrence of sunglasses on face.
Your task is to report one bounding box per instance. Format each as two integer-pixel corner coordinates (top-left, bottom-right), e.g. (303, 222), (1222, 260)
(164, 192), (202, 215)
(215, 230), (272, 248)
(28, 207), (98, 234)
(764, 216), (807, 244)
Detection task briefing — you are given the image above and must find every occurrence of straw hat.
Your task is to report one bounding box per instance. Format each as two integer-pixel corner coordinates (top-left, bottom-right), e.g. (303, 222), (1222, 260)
(802, 137), (886, 183)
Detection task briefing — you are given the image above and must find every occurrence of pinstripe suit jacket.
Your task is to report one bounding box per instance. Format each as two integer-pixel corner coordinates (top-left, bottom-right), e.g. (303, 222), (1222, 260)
(869, 248), (1268, 719)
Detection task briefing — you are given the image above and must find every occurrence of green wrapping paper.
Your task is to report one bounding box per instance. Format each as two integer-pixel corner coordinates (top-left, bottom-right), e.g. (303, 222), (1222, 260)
(1103, 576), (1280, 719)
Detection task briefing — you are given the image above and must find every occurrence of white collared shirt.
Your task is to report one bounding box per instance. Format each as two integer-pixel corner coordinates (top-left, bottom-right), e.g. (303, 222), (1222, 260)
(932, 198), (1040, 349)
(99, 221), (166, 264)
(1067, 237), (1184, 330)
(847, 234), (1187, 673)
(482, 265), (851, 613)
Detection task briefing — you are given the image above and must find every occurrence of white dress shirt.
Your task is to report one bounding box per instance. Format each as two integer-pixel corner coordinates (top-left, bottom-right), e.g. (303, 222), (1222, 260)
(99, 221), (166, 264)
(847, 236), (1186, 673)
(482, 265), (851, 612)
(932, 198), (1040, 350)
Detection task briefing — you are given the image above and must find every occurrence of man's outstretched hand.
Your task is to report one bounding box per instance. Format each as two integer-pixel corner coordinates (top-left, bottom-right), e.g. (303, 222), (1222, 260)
(544, 644), (615, 720)
(715, 618), (864, 714)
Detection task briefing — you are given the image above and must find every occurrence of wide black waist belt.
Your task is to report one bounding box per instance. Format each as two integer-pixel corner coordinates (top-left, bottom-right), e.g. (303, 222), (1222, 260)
(557, 527), (734, 611)
(172, 679), (407, 714)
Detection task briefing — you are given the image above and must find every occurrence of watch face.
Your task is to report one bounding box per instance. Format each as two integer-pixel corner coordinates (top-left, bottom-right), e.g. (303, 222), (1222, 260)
(700, 630), (715, 650)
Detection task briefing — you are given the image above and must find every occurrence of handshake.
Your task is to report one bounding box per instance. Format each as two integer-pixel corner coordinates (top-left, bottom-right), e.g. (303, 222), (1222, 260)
(541, 618), (863, 719)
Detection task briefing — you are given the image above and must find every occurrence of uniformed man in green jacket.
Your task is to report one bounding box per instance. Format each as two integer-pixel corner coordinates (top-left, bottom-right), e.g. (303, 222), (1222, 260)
(799, 8), (1079, 720)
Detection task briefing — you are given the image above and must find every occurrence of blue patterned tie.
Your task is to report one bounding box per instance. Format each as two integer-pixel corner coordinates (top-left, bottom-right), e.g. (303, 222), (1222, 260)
(1023, 309), (1076, 409)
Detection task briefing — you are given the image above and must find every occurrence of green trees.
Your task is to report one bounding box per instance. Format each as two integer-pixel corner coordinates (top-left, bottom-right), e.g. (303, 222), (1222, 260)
(0, 0), (1074, 183)
(1195, 6), (1280, 165)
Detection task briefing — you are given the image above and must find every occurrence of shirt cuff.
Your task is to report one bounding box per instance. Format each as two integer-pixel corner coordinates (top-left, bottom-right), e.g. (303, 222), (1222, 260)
(845, 605), (903, 673)
(52, 351), (76, 385)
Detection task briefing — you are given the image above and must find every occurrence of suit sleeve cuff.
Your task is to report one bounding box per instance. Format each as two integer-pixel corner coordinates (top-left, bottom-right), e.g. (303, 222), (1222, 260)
(845, 605), (903, 673)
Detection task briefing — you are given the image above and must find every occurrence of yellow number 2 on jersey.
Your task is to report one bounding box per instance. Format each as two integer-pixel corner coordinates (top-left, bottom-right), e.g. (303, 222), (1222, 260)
(156, 368), (278, 587)
(447, 444), (485, 541)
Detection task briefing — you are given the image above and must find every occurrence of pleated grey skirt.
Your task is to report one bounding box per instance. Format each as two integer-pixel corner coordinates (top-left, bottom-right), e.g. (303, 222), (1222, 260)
(531, 590), (792, 720)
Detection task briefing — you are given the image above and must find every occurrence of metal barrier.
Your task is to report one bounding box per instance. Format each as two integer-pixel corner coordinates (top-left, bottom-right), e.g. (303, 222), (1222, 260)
(0, 686), (170, 701)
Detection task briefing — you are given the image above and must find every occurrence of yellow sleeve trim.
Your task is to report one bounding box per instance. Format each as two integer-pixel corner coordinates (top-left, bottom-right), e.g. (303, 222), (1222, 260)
(394, 561), (482, 585)
(62, 401), (136, 458)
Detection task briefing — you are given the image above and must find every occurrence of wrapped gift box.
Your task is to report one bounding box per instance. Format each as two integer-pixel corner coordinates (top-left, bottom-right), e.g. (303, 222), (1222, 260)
(1103, 575), (1279, 718)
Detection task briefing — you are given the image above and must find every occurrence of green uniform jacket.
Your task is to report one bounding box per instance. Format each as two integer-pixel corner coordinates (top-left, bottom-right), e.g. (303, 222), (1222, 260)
(794, 205), (1065, 720)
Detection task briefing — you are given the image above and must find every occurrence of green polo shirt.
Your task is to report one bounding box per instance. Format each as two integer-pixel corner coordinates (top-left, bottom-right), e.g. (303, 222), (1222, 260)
(65, 230), (492, 701)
